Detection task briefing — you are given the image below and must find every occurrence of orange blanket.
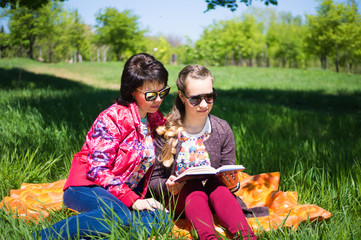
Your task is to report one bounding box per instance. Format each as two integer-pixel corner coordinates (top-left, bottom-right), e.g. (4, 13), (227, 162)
(0, 172), (331, 238)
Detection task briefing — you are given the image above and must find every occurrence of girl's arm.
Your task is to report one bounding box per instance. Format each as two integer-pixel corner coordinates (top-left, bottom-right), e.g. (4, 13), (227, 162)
(219, 120), (236, 166)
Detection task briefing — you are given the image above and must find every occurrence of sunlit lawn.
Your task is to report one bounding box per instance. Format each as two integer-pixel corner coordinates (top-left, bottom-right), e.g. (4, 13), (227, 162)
(0, 58), (360, 239)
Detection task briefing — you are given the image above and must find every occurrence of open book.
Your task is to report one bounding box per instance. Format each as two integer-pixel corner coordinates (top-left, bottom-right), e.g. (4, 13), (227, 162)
(173, 165), (245, 182)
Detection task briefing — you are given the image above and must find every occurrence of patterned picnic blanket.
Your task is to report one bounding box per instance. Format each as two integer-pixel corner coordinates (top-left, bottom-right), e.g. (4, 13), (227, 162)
(0, 172), (331, 238)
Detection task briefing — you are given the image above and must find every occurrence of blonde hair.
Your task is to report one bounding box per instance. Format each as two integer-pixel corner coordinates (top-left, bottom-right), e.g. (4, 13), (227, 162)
(156, 65), (213, 167)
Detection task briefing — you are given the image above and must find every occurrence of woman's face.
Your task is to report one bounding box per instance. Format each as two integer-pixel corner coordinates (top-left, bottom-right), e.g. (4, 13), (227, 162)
(133, 81), (166, 118)
(179, 76), (214, 121)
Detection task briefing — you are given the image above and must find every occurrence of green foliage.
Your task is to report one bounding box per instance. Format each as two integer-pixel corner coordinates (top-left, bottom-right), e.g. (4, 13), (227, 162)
(194, 13), (265, 66)
(2, 0), (361, 72)
(0, 0), (66, 10)
(205, 0), (278, 12)
(266, 12), (307, 68)
(0, 25), (10, 58)
(3, 2), (92, 62)
(95, 8), (146, 61)
(142, 36), (173, 65)
(305, 0), (361, 71)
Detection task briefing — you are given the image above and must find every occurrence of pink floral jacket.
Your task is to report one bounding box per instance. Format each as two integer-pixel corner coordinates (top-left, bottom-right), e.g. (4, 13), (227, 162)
(64, 102), (166, 208)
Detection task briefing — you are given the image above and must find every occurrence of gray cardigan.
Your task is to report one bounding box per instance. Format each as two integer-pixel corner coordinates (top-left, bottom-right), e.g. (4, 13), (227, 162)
(148, 114), (236, 197)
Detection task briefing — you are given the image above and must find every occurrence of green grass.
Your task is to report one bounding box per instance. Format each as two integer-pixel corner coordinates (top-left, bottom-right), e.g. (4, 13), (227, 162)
(0, 58), (361, 239)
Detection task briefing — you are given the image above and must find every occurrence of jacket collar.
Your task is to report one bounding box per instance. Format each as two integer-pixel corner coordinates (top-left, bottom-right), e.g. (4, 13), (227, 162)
(128, 102), (166, 130)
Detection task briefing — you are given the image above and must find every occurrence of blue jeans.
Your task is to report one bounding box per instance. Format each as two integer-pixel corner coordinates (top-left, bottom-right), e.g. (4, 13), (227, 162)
(33, 186), (169, 239)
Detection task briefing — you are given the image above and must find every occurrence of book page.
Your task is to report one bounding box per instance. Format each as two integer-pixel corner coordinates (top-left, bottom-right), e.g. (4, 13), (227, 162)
(173, 165), (245, 182)
(173, 166), (217, 182)
(216, 165), (245, 174)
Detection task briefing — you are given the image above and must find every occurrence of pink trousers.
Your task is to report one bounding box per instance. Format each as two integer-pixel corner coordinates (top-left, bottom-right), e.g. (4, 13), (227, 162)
(170, 177), (256, 240)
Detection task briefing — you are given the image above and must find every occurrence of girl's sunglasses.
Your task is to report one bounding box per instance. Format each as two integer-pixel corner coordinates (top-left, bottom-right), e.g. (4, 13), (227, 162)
(181, 88), (217, 106)
(137, 85), (171, 101)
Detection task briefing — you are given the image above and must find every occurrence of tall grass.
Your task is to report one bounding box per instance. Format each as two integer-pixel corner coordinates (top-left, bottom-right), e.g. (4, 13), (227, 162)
(0, 58), (360, 239)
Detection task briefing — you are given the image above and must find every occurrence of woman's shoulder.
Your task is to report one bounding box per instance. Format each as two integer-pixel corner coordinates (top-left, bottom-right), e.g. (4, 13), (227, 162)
(93, 103), (134, 127)
(100, 103), (130, 116)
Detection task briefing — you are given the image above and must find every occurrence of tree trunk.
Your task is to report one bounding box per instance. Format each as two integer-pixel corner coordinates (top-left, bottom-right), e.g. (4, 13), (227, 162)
(48, 46), (53, 63)
(28, 36), (35, 59)
(335, 45), (339, 73)
(103, 48), (107, 62)
(320, 55), (327, 69)
(116, 51), (121, 61)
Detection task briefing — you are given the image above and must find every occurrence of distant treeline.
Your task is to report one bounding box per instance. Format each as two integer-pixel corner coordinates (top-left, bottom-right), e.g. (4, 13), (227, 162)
(0, 0), (360, 73)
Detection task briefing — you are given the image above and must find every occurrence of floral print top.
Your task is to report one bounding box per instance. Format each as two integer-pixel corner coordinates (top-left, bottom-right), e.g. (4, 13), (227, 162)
(126, 117), (156, 189)
(175, 116), (211, 176)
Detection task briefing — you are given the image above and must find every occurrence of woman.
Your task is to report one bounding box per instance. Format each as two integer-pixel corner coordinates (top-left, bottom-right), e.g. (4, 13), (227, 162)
(149, 65), (256, 240)
(35, 53), (171, 239)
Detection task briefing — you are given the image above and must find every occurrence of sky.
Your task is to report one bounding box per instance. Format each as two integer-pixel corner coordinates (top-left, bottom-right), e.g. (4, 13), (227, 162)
(62, 0), (321, 42)
(1, 0), (357, 42)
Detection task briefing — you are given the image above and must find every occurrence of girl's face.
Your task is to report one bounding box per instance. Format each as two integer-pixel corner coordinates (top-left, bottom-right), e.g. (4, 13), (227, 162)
(179, 76), (213, 121)
(133, 81), (166, 118)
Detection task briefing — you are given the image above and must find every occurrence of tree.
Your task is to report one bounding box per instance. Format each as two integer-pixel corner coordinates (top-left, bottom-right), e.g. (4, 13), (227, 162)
(0, 0), (66, 10)
(34, 2), (63, 62)
(335, 0), (361, 72)
(266, 12), (306, 68)
(194, 14), (265, 66)
(205, 0), (277, 12)
(2, 0), (276, 11)
(95, 8), (145, 61)
(7, 7), (42, 59)
(0, 25), (10, 58)
(67, 10), (89, 62)
(305, 0), (361, 72)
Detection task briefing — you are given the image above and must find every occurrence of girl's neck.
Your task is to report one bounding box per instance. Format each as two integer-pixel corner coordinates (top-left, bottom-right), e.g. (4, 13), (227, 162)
(183, 115), (207, 134)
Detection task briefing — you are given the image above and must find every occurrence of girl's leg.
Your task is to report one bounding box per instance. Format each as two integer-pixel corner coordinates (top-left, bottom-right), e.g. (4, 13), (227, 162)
(175, 180), (218, 240)
(205, 177), (256, 240)
(34, 186), (131, 239)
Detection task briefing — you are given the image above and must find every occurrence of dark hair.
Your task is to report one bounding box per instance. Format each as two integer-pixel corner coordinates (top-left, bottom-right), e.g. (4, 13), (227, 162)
(116, 53), (169, 105)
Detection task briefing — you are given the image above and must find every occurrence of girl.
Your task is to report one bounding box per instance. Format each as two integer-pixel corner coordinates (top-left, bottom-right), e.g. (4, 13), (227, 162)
(35, 53), (171, 239)
(149, 65), (256, 240)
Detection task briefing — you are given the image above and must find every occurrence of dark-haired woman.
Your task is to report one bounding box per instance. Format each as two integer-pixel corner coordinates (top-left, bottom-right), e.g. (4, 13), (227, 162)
(149, 65), (256, 240)
(34, 53), (171, 239)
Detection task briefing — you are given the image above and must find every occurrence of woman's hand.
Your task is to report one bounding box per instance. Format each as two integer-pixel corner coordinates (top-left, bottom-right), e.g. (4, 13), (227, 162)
(166, 175), (185, 195)
(131, 198), (166, 212)
(219, 170), (240, 192)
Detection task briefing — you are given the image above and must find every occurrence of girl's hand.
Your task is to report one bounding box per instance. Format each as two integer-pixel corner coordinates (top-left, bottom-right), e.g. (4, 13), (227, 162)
(219, 170), (240, 192)
(166, 175), (185, 195)
(132, 198), (167, 212)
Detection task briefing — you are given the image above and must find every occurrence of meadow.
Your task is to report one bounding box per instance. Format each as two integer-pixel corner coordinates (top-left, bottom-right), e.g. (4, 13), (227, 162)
(0, 58), (360, 239)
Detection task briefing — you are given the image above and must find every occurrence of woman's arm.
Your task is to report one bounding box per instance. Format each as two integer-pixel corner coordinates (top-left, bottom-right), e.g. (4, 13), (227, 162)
(84, 108), (140, 207)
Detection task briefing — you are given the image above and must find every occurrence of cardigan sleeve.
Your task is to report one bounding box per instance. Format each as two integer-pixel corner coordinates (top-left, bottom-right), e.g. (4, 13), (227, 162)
(219, 119), (236, 166)
(206, 115), (236, 168)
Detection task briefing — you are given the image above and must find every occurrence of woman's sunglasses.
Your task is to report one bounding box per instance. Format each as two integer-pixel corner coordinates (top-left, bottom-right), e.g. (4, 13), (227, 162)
(181, 88), (217, 106)
(137, 85), (171, 101)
